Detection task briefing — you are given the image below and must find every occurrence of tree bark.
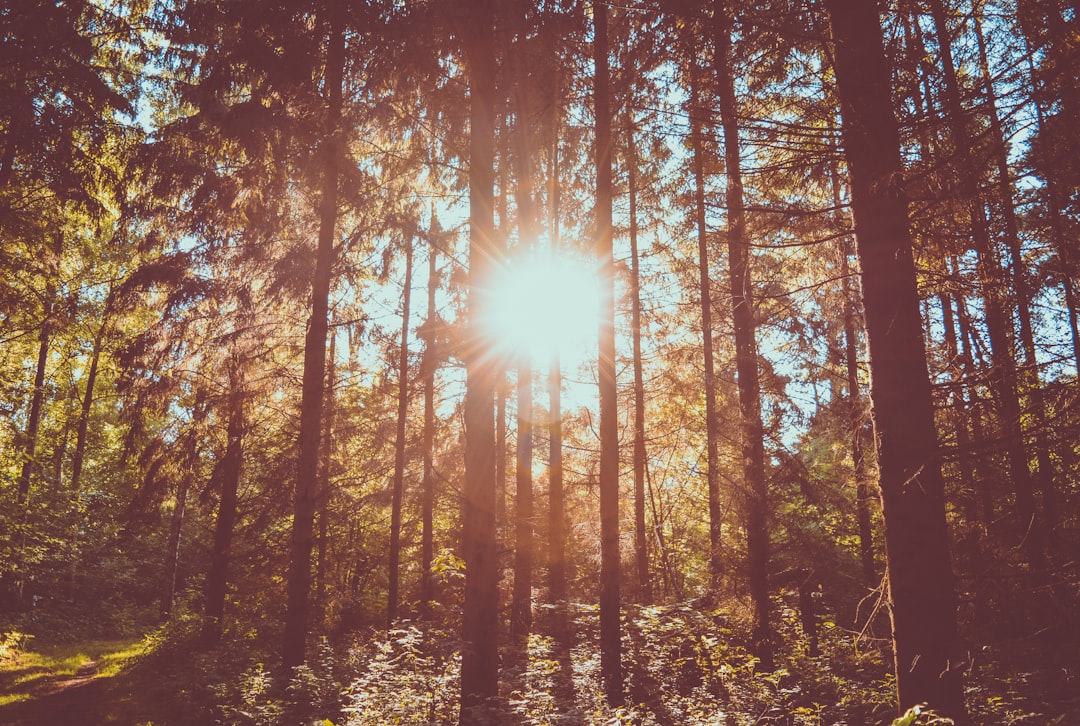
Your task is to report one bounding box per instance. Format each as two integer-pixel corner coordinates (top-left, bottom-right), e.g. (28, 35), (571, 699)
(688, 37), (723, 596)
(460, 0), (500, 715)
(714, 1), (772, 665)
(316, 327), (337, 618)
(420, 237), (438, 618)
(593, 0), (623, 706)
(283, 4), (344, 671)
(510, 46), (537, 636)
(824, 0), (965, 717)
(159, 476), (189, 621)
(512, 355), (534, 637)
(830, 157), (877, 588)
(160, 392), (203, 621)
(547, 78), (567, 604)
(843, 245), (877, 589)
(626, 100), (650, 604)
(203, 378), (244, 644)
(388, 237), (413, 627)
(17, 275), (56, 504)
(70, 290), (113, 495)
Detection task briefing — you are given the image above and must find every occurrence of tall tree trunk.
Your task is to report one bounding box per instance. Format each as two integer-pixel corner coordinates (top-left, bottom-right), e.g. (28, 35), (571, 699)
(843, 245), (877, 589)
(316, 327), (337, 618)
(927, 0), (1048, 580)
(9, 235), (60, 607)
(593, 0), (623, 706)
(973, 4), (1059, 545)
(66, 291), (114, 600)
(510, 46), (537, 636)
(830, 157), (877, 588)
(161, 392), (203, 621)
(901, 10), (990, 576)
(460, 0), (500, 715)
(493, 109), (512, 559)
(69, 293), (113, 495)
(940, 291), (987, 595)
(512, 356), (533, 637)
(388, 238), (413, 627)
(159, 475), (189, 621)
(283, 5), (344, 671)
(420, 237), (438, 618)
(17, 285), (56, 504)
(203, 377), (244, 644)
(646, 459), (679, 600)
(714, 2), (772, 665)
(546, 79), (566, 604)
(688, 38), (723, 596)
(16, 328), (49, 505)
(626, 100), (650, 604)
(496, 377), (508, 547)
(547, 351), (566, 603)
(824, 0), (965, 717)
(953, 287), (998, 529)
(1018, 28), (1080, 370)
(50, 393), (75, 490)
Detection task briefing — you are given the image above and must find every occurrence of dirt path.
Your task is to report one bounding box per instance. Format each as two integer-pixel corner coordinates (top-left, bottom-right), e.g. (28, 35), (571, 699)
(0, 660), (117, 725)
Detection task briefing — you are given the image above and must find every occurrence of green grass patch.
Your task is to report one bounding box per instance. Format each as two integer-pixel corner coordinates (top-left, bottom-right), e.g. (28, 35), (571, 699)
(0, 635), (150, 707)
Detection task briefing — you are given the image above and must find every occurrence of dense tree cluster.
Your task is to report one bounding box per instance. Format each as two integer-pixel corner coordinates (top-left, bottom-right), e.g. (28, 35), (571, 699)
(2, 0), (1079, 723)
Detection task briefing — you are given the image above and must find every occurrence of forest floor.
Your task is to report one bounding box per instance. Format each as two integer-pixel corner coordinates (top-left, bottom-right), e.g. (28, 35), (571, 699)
(1, 603), (1079, 725)
(0, 635), (166, 725)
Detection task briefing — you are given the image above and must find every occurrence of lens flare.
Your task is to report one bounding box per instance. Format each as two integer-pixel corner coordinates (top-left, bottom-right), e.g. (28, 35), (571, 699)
(481, 250), (599, 363)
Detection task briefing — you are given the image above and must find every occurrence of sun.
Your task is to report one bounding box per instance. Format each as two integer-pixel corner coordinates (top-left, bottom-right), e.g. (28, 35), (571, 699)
(482, 250), (599, 364)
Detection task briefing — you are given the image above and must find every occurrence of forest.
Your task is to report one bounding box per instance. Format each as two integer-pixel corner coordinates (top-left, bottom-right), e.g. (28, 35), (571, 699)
(1, 0), (1079, 723)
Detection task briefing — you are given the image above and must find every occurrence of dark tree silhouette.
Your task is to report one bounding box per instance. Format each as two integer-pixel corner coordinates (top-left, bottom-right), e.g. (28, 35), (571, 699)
(824, 0), (965, 717)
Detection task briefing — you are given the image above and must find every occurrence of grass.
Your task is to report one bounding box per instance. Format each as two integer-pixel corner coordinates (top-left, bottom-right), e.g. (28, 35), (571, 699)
(0, 635), (151, 707)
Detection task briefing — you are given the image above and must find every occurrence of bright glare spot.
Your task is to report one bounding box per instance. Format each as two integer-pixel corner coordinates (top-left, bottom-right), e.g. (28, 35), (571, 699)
(484, 250), (599, 363)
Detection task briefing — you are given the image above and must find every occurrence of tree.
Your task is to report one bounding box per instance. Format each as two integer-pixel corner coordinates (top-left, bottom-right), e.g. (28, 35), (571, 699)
(159, 397), (202, 620)
(509, 6), (538, 635)
(419, 231), (440, 618)
(546, 68), (568, 606)
(14, 234), (62, 506)
(829, 154), (877, 588)
(713, 0), (773, 665)
(685, 28), (724, 596)
(970, 0), (1060, 553)
(283, 2), (346, 671)
(625, 76), (651, 604)
(593, 0), (623, 707)
(925, 0), (1049, 583)
(824, 0), (965, 717)
(202, 366), (245, 644)
(387, 235), (414, 627)
(459, 0), (501, 715)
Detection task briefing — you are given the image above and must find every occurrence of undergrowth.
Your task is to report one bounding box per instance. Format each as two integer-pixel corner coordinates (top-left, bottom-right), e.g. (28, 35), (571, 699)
(4, 596), (1075, 724)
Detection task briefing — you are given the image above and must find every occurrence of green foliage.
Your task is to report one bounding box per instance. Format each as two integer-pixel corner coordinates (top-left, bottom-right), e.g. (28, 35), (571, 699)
(0, 631), (31, 664)
(286, 638), (346, 723)
(343, 624), (460, 725)
(505, 632), (568, 724)
(216, 663), (286, 726)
